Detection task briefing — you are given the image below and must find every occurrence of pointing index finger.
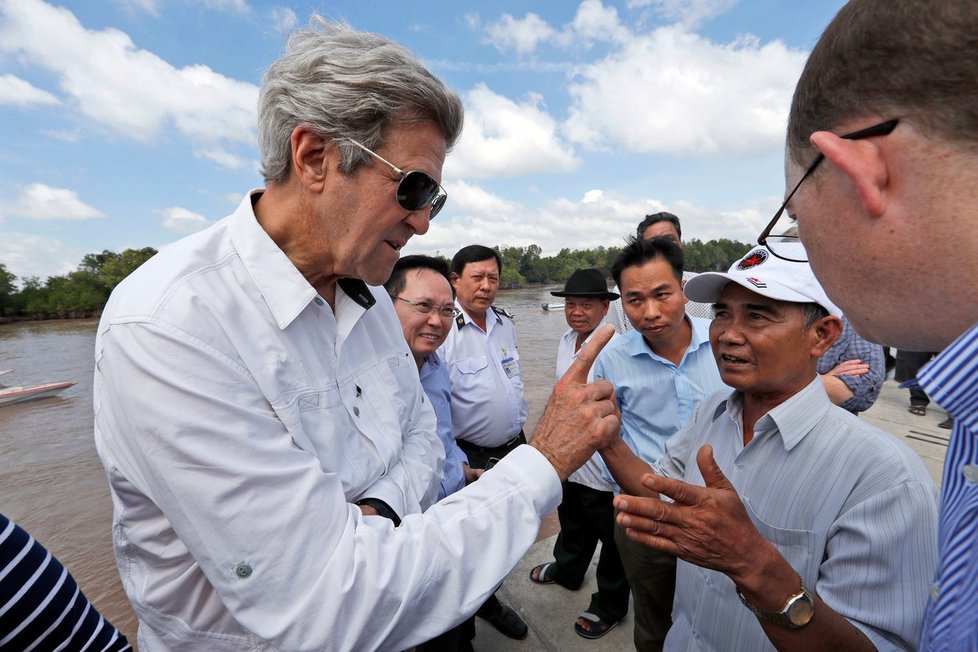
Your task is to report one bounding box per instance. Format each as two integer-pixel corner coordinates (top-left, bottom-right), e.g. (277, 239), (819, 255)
(560, 324), (615, 385)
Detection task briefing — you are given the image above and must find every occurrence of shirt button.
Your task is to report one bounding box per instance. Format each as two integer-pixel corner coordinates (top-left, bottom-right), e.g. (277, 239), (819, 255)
(735, 463), (743, 471)
(680, 401), (688, 406)
(353, 406), (360, 417)
(314, 297), (323, 306)
(964, 464), (978, 483)
(234, 563), (252, 579)
(930, 584), (940, 599)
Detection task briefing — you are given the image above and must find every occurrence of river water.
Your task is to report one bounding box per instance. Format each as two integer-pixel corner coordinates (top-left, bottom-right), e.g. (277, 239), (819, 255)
(0, 286), (571, 645)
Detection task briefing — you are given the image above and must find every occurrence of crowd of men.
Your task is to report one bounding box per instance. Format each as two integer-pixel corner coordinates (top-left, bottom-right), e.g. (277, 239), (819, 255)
(24, 0), (969, 650)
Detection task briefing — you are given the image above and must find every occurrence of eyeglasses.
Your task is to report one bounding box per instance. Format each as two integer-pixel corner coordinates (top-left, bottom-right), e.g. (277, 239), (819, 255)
(392, 295), (458, 319)
(344, 138), (448, 219)
(758, 118), (899, 262)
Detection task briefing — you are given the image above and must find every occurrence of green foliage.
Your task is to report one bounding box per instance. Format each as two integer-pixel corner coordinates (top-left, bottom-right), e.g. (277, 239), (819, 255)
(487, 238), (753, 286)
(0, 247), (156, 319)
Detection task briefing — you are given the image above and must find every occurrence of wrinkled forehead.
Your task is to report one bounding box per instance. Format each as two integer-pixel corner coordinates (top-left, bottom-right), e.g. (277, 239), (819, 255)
(461, 259), (499, 276)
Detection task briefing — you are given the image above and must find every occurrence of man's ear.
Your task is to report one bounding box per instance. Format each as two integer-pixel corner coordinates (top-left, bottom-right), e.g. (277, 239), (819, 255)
(449, 272), (459, 288)
(810, 130), (889, 218)
(810, 315), (843, 357)
(289, 126), (332, 191)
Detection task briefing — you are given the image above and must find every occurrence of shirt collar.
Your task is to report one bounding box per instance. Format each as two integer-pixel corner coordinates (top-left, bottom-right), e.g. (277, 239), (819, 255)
(917, 321), (978, 429)
(227, 191), (375, 330)
(717, 376), (831, 452)
(625, 316), (711, 362)
(454, 301), (502, 331)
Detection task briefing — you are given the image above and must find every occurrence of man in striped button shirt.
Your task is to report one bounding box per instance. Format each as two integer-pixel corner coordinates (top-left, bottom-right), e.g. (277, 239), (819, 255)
(606, 247), (938, 650)
(769, 0), (978, 647)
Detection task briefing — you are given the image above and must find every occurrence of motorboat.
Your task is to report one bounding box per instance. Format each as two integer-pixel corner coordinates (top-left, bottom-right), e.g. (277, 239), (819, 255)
(541, 302), (565, 311)
(0, 369), (75, 407)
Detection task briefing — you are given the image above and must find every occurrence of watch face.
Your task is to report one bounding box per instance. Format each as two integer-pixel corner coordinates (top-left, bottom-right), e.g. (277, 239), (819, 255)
(787, 595), (815, 626)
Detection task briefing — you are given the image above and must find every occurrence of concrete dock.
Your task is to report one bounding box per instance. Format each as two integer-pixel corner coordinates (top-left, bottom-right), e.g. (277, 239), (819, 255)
(471, 378), (950, 650)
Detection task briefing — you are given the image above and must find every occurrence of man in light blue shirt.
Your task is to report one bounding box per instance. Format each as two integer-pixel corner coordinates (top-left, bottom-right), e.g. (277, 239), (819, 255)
(609, 247), (938, 651)
(594, 236), (725, 651)
(386, 254), (482, 650)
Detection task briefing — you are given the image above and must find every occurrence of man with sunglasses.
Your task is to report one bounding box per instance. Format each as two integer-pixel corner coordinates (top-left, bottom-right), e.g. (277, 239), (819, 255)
(92, 18), (620, 651)
(759, 1), (978, 647)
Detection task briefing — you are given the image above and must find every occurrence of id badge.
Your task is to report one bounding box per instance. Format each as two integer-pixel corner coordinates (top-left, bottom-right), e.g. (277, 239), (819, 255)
(501, 355), (519, 379)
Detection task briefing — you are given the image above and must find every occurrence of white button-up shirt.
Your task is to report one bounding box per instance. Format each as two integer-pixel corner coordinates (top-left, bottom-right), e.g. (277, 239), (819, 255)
(93, 192), (562, 651)
(556, 326), (616, 491)
(440, 304), (528, 447)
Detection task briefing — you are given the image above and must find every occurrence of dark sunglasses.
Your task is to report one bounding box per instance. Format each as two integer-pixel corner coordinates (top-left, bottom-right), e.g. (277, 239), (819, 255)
(344, 138), (447, 219)
(758, 118), (899, 262)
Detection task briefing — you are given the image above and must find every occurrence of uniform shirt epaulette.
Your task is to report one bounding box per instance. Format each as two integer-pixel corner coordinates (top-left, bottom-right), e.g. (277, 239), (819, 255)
(491, 305), (513, 320)
(455, 313), (466, 330)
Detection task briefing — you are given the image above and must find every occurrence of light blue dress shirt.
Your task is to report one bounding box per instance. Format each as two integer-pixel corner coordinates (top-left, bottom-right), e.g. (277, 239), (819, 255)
(419, 353), (469, 500)
(594, 317), (725, 488)
(656, 378), (938, 651)
(917, 320), (978, 649)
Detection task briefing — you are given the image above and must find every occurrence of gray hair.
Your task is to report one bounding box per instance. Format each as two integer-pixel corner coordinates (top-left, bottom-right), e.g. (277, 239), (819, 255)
(258, 17), (464, 183)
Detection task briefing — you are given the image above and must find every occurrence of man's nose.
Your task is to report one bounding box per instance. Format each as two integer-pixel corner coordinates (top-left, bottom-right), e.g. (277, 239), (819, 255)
(405, 209), (431, 236)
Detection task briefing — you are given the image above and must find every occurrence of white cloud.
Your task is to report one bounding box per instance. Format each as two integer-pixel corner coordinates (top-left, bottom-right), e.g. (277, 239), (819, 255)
(202, 0), (249, 14)
(111, 0), (159, 17)
(485, 12), (556, 56)
(195, 147), (247, 170)
(404, 181), (774, 260)
(629, 0), (738, 29)
(159, 206), (210, 234)
(1, 183), (104, 220)
(0, 0), (258, 149)
(0, 73), (59, 106)
(447, 83), (579, 179)
(269, 6), (297, 34)
(563, 26), (807, 156)
(0, 231), (82, 281)
(41, 128), (79, 142)
(567, 0), (630, 45)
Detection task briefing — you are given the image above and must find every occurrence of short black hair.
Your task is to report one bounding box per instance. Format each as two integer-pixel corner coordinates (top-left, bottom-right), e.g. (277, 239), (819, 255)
(611, 236), (684, 289)
(384, 254), (452, 298)
(451, 244), (502, 276)
(636, 212), (682, 240)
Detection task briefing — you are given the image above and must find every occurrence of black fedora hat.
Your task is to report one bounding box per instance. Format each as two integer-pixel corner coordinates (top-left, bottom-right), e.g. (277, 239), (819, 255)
(551, 268), (620, 299)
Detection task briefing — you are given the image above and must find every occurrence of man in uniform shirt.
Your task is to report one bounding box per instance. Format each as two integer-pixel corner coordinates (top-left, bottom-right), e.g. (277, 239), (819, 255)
(607, 247), (938, 651)
(92, 19), (620, 651)
(755, 1), (978, 645)
(440, 244), (529, 640)
(594, 236), (726, 651)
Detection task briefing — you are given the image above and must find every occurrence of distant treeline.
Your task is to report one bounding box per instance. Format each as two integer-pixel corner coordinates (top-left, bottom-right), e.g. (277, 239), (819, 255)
(490, 238), (753, 288)
(0, 248), (157, 319)
(0, 237), (753, 319)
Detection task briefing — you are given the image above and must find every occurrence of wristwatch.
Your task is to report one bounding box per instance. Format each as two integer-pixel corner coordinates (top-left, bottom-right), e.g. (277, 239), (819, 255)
(736, 576), (815, 629)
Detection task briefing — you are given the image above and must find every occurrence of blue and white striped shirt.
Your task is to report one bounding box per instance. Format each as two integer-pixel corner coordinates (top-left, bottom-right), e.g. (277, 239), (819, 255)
(594, 317), (726, 489)
(0, 513), (131, 651)
(917, 321), (978, 649)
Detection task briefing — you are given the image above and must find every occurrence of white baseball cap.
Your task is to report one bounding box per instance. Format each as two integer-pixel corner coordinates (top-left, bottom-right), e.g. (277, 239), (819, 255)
(684, 244), (841, 317)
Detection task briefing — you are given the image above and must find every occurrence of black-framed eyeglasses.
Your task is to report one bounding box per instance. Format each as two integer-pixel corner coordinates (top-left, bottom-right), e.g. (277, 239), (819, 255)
(758, 118), (900, 262)
(344, 138), (448, 219)
(392, 295), (458, 319)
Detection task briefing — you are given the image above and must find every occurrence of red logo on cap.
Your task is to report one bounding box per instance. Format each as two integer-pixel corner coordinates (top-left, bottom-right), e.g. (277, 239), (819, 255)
(737, 249), (768, 270)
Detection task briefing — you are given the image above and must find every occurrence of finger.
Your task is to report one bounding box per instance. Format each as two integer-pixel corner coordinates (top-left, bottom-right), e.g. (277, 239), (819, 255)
(638, 471), (706, 507)
(559, 324), (616, 385)
(696, 445), (735, 492)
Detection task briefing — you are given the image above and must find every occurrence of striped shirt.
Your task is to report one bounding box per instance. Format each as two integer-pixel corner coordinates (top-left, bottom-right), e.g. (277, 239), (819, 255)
(0, 513), (131, 651)
(917, 321), (978, 649)
(656, 378), (938, 651)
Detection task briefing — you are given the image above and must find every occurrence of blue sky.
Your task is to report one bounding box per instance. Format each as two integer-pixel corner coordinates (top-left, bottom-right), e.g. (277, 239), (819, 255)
(0, 0), (846, 282)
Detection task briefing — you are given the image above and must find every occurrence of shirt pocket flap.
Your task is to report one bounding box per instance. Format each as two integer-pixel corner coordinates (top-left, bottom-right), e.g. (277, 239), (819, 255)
(457, 355), (489, 375)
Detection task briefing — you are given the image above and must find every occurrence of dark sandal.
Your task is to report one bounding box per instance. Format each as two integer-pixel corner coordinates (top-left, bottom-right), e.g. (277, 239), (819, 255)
(529, 562), (557, 585)
(908, 405), (927, 416)
(574, 612), (622, 639)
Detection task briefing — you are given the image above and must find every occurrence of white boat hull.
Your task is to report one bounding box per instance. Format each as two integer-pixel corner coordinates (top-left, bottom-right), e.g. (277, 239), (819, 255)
(0, 381), (76, 406)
